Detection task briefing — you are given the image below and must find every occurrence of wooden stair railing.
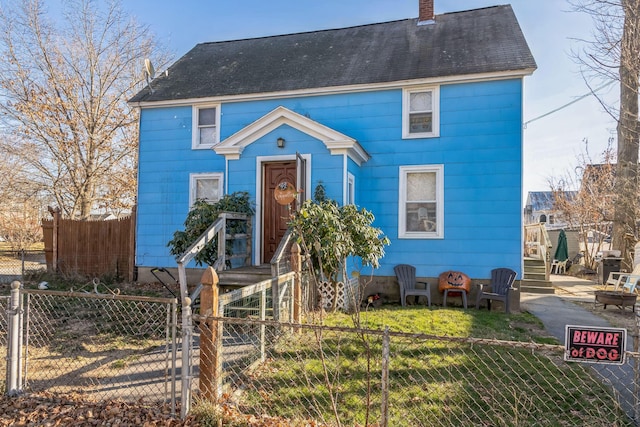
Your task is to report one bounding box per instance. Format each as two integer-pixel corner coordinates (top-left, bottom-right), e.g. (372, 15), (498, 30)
(524, 223), (552, 281)
(270, 228), (295, 277)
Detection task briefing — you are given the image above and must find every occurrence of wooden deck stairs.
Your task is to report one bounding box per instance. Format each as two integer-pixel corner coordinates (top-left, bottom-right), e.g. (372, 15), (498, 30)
(520, 257), (555, 294)
(217, 264), (272, 290)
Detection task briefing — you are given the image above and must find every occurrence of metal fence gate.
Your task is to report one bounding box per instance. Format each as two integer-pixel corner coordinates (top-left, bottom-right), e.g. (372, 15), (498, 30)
(4, 285), (178, 412)
(183, 272), (297, 412)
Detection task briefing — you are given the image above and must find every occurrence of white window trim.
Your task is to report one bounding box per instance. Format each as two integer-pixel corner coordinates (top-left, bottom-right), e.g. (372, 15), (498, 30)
(189, 172), (224, 207)
(402, 86), (440, 139)
(398, 165), (444, 239)
(347, 172), (355, 205)
(192, 104), (221, 149)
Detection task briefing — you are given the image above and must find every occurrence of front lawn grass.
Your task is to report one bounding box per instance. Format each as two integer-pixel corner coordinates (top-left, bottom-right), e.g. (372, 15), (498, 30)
(224, 306), (631, 427)
(324, 305), (557, 343)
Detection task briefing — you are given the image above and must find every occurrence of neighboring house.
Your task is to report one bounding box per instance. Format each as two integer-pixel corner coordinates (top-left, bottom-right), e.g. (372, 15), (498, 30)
(524, 191), (577, 230)
(129, 0), (536, 283)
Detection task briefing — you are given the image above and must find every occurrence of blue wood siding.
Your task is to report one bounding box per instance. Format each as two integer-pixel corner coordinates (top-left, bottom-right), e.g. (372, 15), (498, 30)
(136, 78), (524, 279)
(357, 79), (523, 279)
(136, 106), (225, 267)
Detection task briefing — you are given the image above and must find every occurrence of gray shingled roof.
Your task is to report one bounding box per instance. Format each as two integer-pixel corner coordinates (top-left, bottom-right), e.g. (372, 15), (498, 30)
(526, 191), (577, 211)
(130, 5), (536, 103)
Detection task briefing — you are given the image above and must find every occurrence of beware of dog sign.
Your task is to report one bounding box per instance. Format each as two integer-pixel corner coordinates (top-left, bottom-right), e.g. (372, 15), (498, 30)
(565, 325), (626, 365)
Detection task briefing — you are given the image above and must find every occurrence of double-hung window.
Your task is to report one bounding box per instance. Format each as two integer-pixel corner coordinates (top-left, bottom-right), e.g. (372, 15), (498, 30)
(399, 165), (443, 238)
(402, 86), (439, 138)
(192, 105), (220, 149)
(190, 173), (223, 207)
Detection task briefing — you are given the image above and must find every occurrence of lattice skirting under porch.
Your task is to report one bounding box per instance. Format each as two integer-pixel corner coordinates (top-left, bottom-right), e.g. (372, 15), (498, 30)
(318, 278), (359, 311)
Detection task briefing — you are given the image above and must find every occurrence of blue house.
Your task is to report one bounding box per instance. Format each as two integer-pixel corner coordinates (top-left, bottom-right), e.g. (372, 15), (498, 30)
(130, 0), (536, 289)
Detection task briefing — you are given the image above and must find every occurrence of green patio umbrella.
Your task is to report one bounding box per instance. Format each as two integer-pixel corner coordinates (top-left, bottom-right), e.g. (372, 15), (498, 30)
(554, 229), (569, 262)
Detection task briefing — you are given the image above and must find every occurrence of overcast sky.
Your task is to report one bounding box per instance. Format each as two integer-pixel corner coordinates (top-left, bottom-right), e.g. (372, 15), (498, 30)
(123, 0), (618, 198)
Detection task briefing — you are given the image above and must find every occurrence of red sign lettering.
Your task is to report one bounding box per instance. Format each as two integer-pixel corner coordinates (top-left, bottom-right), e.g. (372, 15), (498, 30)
(565, 325), (626, 365)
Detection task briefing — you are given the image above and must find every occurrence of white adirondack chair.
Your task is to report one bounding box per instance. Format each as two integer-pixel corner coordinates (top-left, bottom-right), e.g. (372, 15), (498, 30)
(606, 263), (640, 293)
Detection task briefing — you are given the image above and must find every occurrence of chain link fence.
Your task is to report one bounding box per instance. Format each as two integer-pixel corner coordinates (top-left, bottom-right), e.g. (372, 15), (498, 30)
(0, 250), (46, 282)
(0, 296), (8, 392)
(4, 269), (640, 426)
(190, 316), (639, 426)
(5, 288), (179, 412)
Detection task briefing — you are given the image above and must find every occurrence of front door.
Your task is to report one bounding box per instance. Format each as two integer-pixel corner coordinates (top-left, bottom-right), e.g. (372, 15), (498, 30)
(262, 161), (297, 263)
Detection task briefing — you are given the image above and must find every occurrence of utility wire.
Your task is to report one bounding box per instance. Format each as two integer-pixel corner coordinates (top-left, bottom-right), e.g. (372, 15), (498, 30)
(523, 80), (615, 128)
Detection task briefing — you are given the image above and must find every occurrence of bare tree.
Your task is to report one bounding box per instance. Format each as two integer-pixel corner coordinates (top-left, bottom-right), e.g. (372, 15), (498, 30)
(550, 140), (617, 271)
(0, 153), (48, 249)
(570, 0), (640, 269)
(0, 0), (169, 218)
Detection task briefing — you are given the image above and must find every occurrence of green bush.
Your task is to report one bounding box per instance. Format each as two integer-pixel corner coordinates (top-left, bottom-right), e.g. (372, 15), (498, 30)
(289, 198), (389, 311)
(167, 192), (254, 266)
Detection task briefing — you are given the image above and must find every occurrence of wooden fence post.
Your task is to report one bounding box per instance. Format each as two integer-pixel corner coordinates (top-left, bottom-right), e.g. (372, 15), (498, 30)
(51, 208), (59, 273)
(199, 266), (220, 401)
(291, 242), (302, 326)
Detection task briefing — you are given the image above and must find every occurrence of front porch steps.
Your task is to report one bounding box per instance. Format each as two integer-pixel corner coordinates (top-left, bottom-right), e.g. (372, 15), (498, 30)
(522, 257), (554, 294)
(520, 279), (555, 294)
(217, 264), (272, 289)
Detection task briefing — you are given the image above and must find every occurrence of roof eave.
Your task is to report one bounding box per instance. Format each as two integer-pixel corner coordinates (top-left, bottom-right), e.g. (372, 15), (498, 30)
(129, 68), (536, 109)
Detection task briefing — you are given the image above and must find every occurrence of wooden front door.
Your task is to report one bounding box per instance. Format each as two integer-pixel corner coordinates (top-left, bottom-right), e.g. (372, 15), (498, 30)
(263, 161), (297, 263)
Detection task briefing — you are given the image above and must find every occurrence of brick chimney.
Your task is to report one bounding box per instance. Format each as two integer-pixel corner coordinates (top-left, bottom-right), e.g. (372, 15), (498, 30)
(418, 0), (435, 23)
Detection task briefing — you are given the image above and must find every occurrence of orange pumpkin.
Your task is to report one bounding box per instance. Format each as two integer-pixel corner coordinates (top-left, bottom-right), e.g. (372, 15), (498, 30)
(438, 271), (471, 293)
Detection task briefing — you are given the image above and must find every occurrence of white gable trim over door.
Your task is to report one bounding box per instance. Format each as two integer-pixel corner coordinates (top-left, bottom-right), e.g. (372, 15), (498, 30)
(214, 106), (370, 165)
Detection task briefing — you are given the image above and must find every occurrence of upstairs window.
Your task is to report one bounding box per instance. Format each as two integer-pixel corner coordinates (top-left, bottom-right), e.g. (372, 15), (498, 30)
(192, 105), (220, 149)
(402, 86), (439, 138)
(399, 165), (444, 238)
(190, 173), (223, 207)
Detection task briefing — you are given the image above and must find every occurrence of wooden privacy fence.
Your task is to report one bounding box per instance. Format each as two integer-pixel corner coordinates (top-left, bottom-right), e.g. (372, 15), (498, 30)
(42, 208), (136, 281)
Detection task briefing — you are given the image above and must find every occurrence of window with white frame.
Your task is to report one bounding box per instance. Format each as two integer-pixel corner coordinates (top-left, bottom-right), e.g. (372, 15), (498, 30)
(347, 173), (355, 205)
(192, 105), (220, 148)
(190, 173), (223, 207)
(402, 86), (439, 138)
(399, 165), (443, 238)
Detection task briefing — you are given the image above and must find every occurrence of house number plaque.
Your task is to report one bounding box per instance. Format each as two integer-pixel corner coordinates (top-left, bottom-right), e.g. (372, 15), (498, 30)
(274, 181), (296, 205)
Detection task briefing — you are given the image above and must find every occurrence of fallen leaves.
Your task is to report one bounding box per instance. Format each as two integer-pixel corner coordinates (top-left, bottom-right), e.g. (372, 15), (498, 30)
(0, 392), (197, 426)
(0, 392), (331, 426)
